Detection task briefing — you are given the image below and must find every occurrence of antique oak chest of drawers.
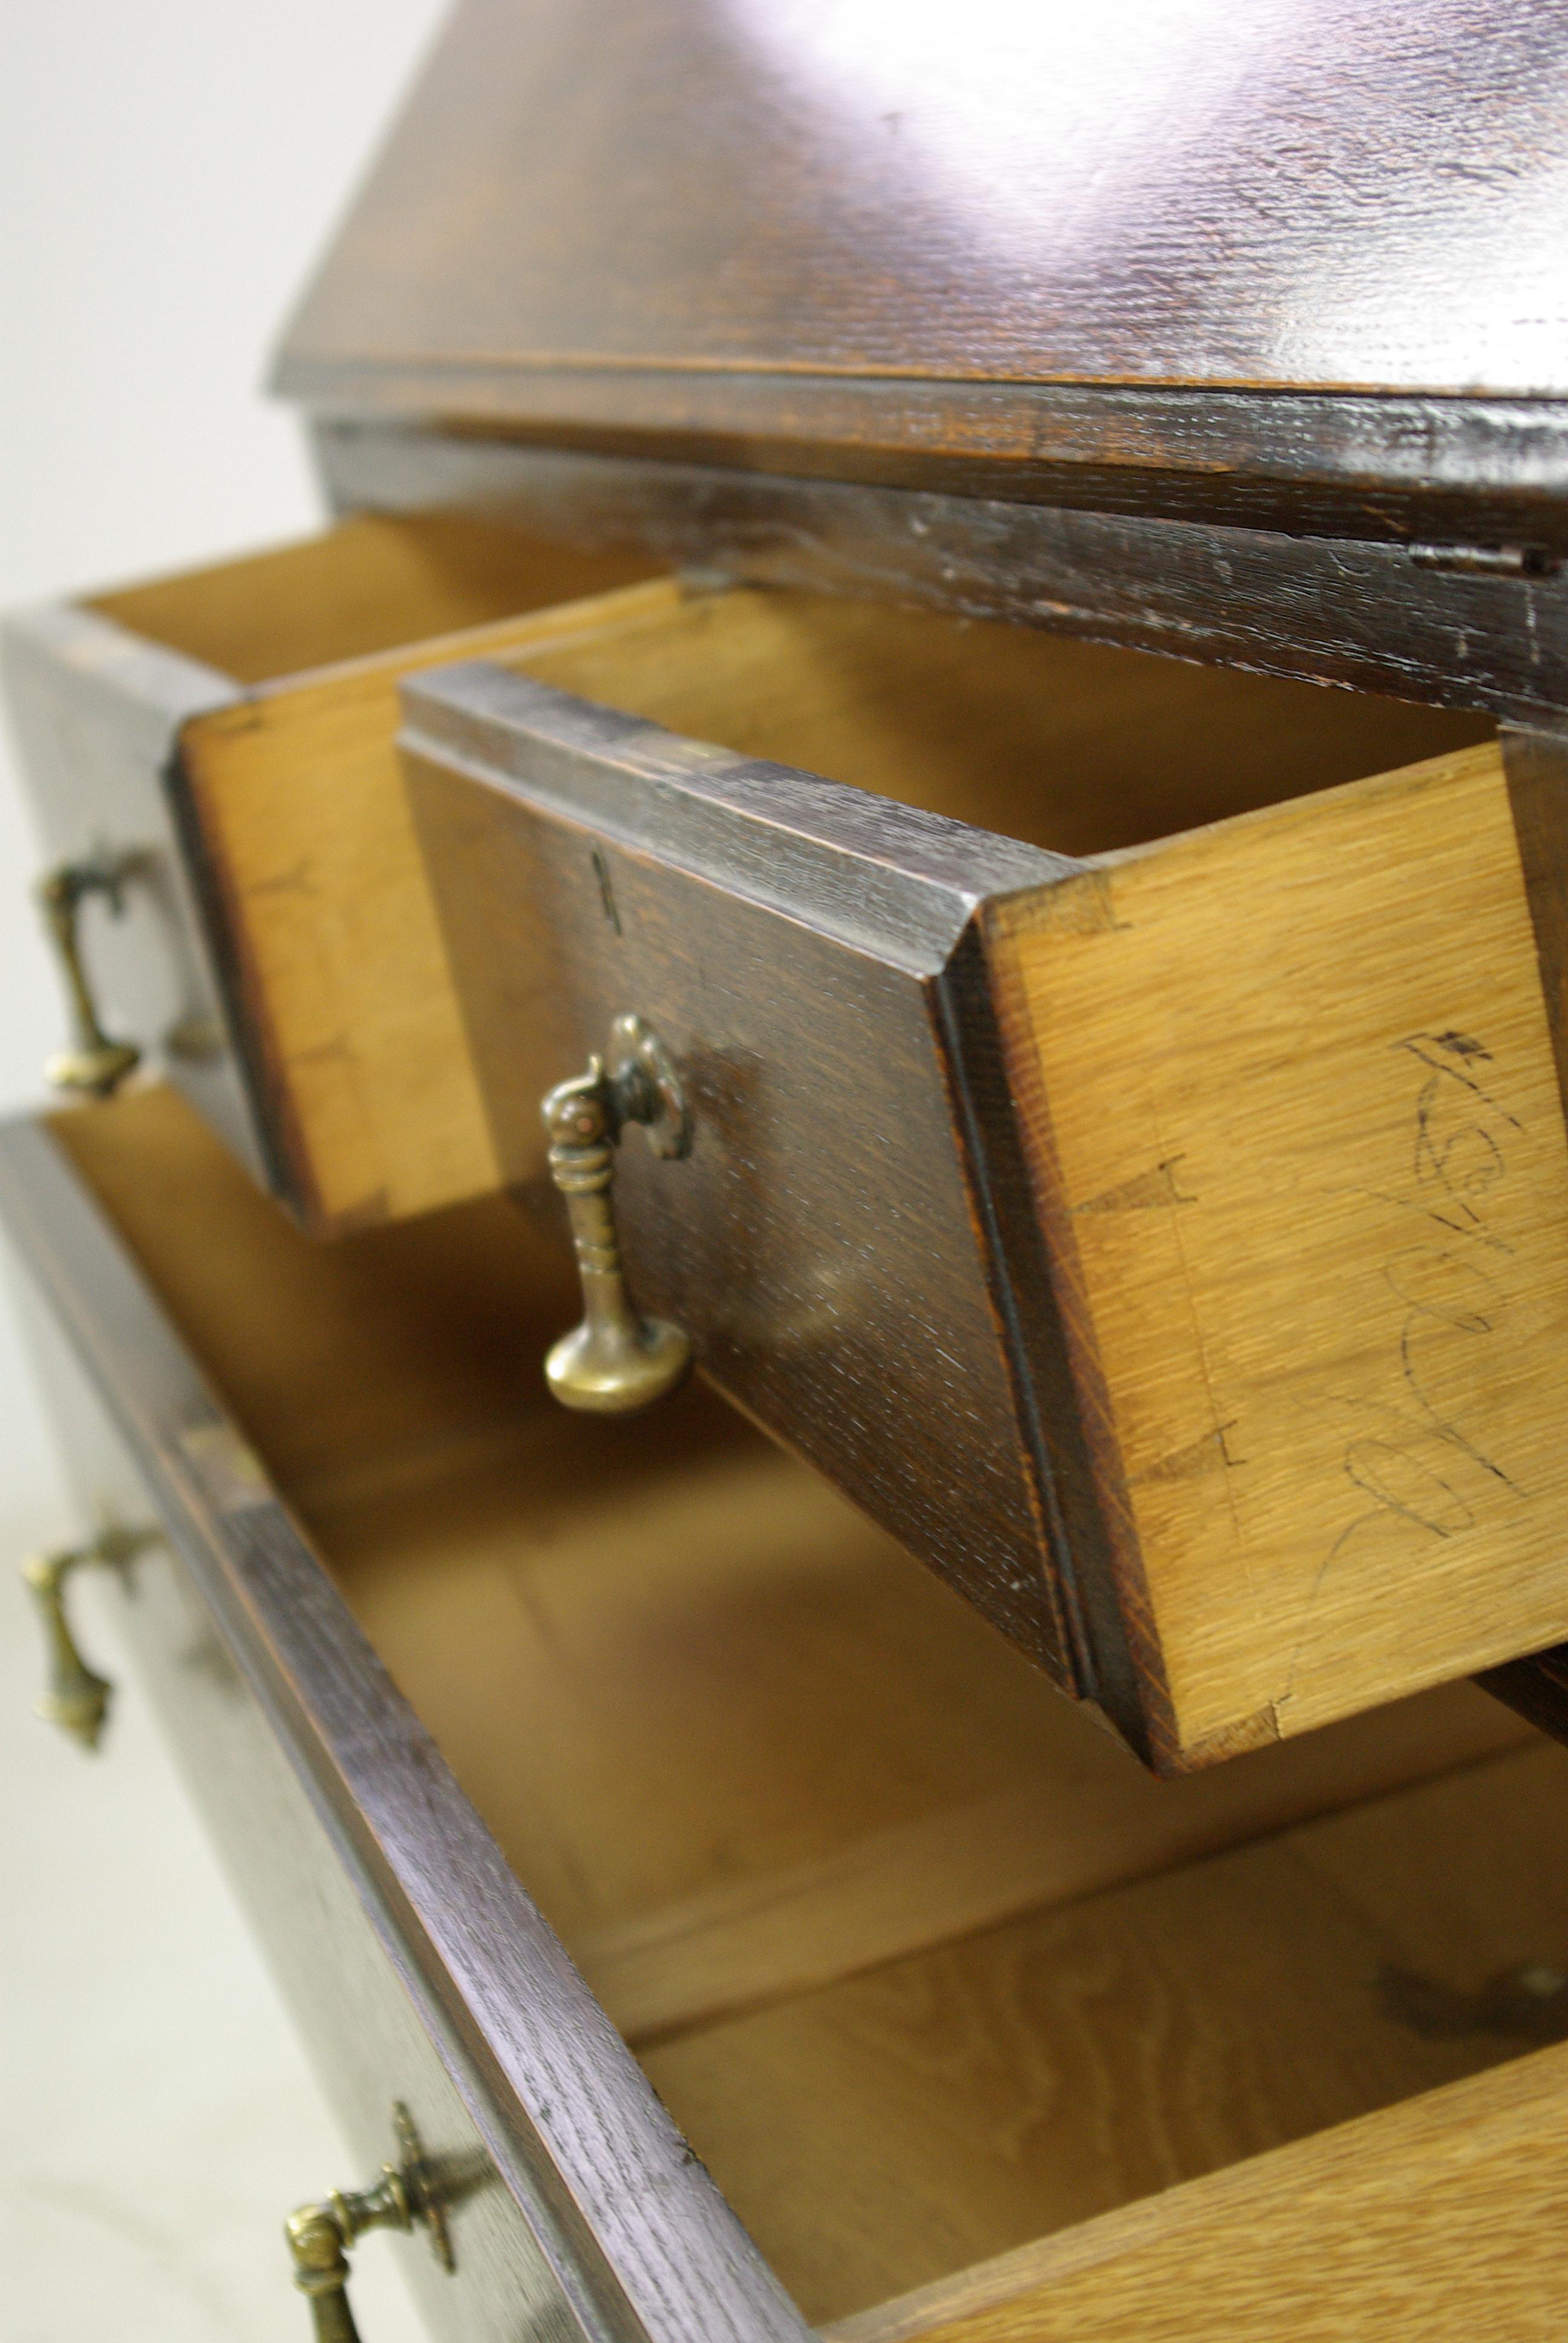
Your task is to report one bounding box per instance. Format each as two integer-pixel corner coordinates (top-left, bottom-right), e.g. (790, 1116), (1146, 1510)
(11, 1), (1568, 2336)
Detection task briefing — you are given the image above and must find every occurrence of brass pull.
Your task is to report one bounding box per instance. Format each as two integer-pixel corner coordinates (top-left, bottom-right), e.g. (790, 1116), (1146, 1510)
(541, 1013), (692, 1414)
(286, 2105), (454, 2342)
(36, 852), (143, 1096)
(21, 1525), (158, 1749)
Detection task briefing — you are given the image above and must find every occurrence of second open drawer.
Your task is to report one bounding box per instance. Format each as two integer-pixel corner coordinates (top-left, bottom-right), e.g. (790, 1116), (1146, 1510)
(394, 583), (1568, 1769)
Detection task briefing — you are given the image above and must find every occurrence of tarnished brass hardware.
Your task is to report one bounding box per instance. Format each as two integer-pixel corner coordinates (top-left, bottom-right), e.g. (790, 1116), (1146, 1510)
(286, 2103), (454, 2343)
(21, 1525), (159, 1749)
(36, 853), (143, 1095)
(542, 1013), (692, 1414)
(163, 1010), (224, 1063)
(1381, 1959), (1568, 2045)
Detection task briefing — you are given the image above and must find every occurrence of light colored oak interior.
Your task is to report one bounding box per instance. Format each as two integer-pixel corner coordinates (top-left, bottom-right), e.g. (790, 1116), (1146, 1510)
(68, 549), (1493, 1237)
(80, 519), (665, 1233)
(826, 2043), (1568, 2342)
(499, 581), (1494, 856)
(987, 741), (1568, 1765)
(51, 1086), (1568, 2328)
(87, 512), (659, 686)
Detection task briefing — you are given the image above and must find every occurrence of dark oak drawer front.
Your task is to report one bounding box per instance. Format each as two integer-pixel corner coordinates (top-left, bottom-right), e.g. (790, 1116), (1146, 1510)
(402, 664), (1086, 1697)
(2, 606), (266, 1181)
(0, 1112), (808, 2343)
(400, 646), (1568, 1773)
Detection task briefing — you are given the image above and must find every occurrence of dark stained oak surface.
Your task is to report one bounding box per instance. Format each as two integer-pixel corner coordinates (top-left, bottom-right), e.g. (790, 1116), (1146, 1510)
(279, 2), (1568, 707)
(278, 0), (1568, 513)
(322, 427), (1568, 721)
(279, 0), (1568, 393)
(0, 1102), (811, 2343)
(400, 661), (1095, 1703)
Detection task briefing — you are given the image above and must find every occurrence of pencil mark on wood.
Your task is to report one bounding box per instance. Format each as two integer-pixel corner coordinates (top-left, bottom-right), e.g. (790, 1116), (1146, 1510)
(1290, 1031), (1528, 1697)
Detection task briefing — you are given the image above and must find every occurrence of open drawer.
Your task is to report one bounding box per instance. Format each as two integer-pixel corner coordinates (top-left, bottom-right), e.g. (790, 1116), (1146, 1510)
(396, 583), (1568, 1768)
(0, 516), (661, 1232)
(10, 1083), (1568, 2340)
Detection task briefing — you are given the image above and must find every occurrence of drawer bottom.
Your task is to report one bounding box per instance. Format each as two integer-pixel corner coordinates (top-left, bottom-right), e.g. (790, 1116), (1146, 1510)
(49, 1085), (1568, 2336)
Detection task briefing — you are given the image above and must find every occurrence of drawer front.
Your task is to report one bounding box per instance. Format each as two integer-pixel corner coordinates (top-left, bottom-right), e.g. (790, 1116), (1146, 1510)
(402, 658), (1568, 1773)
(0, 1113), (808, 2343)
(1, 605), (269, 1185)
(10, 1270), (540, 2343)
(402, 663), (1087, 1698)
(2, 525), (667, 1235)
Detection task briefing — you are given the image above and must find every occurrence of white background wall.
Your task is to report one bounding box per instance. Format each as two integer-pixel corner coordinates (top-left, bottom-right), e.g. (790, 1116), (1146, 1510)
(1, 6), (452, 2334)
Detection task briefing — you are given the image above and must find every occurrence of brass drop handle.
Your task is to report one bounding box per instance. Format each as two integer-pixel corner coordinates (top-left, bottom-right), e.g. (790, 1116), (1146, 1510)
(36, 851), (143, 1096)
(286, 2105), (454, 2342)
(21, 1526), (158, 1749)
(542, 1013), (693, 1414)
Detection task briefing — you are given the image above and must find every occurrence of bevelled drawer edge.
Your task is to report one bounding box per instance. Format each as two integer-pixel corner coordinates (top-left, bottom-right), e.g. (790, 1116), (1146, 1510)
(0, 1112), (809, 2343)
(398, 658), (1076, 975)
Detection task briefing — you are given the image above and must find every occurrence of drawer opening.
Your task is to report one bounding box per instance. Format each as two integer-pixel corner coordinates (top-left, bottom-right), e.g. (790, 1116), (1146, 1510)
(51, 1084), (1568, 2332)
(84, 513), (660, 687)
(489, 581), (1495, 856)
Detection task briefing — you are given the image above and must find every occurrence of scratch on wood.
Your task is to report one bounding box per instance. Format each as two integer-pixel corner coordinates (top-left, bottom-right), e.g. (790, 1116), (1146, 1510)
(1030, 870), (1126, 935)
(1137, 1424), (1241, 1484)
(1177, 1703), (1281, 1770)
(292, 1034), (355, 1067)
(591, 846), (622, 935)
(243, 859), (318, 899)
(1075, 1156), (1195, 1214)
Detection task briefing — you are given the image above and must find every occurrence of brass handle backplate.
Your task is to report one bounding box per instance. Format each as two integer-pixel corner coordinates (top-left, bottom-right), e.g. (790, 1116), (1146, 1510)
(36, 852), (143, 1096)
(541, 1014), (692, 1414)
(22, 1525), (159, 1749)
(287, 2103), (454, 2343)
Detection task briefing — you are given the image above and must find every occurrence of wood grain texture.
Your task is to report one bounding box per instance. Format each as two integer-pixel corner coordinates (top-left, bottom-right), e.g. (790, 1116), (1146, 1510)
(475, 582), (1487, 859)
(826, 2041), (1568, 2343)
(36, 1086), (1532, 2052)
(569, 1681), (1528, 2045)
(7, 1267), (587, 2343)
(87, 511), (659, 689)
(0, 1090), (811, 2343)
(276, 1), (1568, 407)
(21, 1086), (1568, 2337)
(403, 629), (1546, 1758)
(309, 382), (1568, 554)
(0, 602), (275, 1188)
(4, 517), (662, 1230)
(402, 659), (1082, 1685)
(644, 1742), (1568, 2324)
(987, 740), (1568, 1759)
(319, 426), (1568, 724)
(176, 577), (679, 1231)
